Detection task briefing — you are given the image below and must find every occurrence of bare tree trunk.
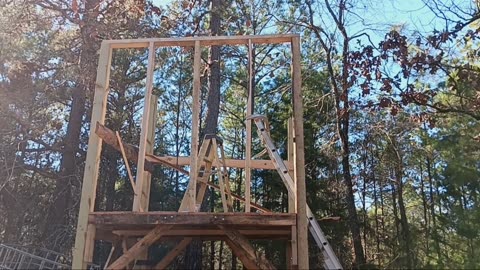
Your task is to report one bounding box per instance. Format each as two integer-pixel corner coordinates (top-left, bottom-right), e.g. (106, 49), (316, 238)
(395, 161), (413, 268)
(203, 0), (222, 136)
(45, 85), (84, 238)
(361, 145), (368, 260)
(210, 240), (215, 270)
(379, 173), (386, 262)
(175, 61), (185, 203)
(2, 188), (20, 243)
(42, 0), (100, 252)
(426, 155), (443, 267)
(219, 240), (224, 269)
(373, 167), (380, 265)
(390, 175), (399, 258)
(419, 163), (430, 257)
(304, 0), (367, 264)
(340, 116), (366, 266)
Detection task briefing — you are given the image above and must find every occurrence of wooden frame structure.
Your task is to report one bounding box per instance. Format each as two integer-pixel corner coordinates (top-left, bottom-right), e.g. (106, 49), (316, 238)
(72, 34), (308, 269)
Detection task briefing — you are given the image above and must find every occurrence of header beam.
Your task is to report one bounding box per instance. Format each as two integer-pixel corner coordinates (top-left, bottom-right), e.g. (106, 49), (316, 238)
(105, 34), (299, 49)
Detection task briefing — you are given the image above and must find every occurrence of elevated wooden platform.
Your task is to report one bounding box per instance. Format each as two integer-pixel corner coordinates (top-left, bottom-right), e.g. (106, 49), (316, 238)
(92, 212), (295, 241)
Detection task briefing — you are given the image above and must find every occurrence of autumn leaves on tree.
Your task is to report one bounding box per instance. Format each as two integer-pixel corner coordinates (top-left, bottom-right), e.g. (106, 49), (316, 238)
(1, 0), (480, 269)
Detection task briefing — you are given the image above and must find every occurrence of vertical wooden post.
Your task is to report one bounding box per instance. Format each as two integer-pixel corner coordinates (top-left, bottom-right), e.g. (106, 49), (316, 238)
(140, 94), (157, 211)
(72, 42), (112, 269)
(291, 216), (298, 267)
(291, 36), (309, 269)
(287, 117), (298, 269)
(287, 117), (296, 213)
(133, 42), (156, 212)
(138, 95), (157, 260)
(245, 39), (253, 212)
(181, 40), (202, 212)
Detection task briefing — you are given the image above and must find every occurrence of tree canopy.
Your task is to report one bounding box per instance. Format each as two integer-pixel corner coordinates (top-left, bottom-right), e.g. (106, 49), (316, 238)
(1, 0), (479, 269)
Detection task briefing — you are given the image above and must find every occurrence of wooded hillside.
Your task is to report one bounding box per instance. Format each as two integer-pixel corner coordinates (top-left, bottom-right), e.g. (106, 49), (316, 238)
(1, 0), (479, 268)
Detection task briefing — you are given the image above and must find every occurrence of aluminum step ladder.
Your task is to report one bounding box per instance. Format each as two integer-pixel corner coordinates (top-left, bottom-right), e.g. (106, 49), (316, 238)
(248, 114), (343, 270)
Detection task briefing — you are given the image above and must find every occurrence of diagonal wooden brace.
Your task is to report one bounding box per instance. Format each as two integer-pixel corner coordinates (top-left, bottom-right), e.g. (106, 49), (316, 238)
(219, 225), (276, 270)
(154, 237), (193, 269)
(106, 225), (173, 269)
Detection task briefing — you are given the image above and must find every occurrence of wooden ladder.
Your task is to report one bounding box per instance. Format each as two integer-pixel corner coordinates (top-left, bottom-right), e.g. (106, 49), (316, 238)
(248, 114), (343, 270)
(179, 134), (233, 212)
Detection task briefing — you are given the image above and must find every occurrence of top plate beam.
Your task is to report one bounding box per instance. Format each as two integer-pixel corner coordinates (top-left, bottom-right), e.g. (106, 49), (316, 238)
(105, 34), (298, 49)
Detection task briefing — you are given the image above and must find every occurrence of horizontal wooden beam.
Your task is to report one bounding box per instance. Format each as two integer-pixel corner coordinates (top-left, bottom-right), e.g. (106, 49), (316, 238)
(96, 123), (292, 171)
(111, 229), (291, 237)
(154, 155), (292, 170)
(89, 212), (296, 226)
(95, 233), (290, 243)
(105, 34), (298, 49)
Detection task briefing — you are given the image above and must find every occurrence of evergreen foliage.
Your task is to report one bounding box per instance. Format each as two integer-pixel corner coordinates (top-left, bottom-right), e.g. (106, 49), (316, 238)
(1, 0), (479, 268)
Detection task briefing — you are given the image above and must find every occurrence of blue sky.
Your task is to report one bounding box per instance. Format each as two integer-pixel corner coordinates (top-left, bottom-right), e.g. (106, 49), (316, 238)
(152, 0), (172, 7)
(151, 0), (441, 34)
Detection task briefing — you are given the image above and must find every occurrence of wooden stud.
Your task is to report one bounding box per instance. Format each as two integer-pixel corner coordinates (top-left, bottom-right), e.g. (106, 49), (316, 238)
(140, 94), (157, 212)
(106, 225), (173, 270)
(138, 95), (157, 261)
(84, 224), (95, 263)
(72, 42), (112, 269)
(154, 237), (193, 269)
(183, 40), (202, 212)
(291, 36), (309, 269)
(287, 117), (296, 213)
(287, 118), (298, 269)
(133, 42), (156, 212)
(245, 38), (253, 212)
(179, 133), (210, 211)
(290, 224), (298, 269)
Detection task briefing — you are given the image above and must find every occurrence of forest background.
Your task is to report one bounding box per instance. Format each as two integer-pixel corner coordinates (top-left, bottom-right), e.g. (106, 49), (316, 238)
(1, 0), (480, 269)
